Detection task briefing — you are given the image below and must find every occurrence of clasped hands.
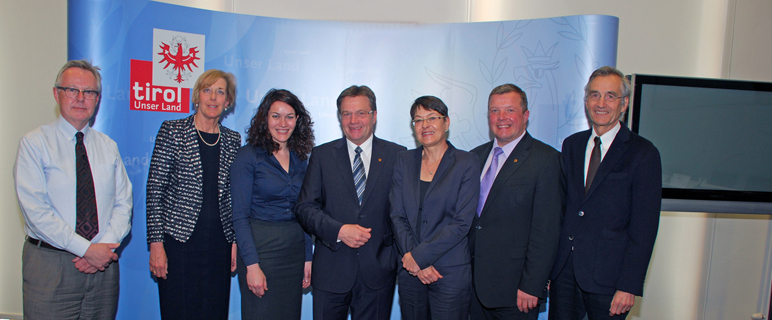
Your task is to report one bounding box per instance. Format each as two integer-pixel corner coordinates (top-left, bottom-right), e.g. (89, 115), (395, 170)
(73, 243), (120, 274)
(338, 224), (371, 248)
(402, 252), (442, 284)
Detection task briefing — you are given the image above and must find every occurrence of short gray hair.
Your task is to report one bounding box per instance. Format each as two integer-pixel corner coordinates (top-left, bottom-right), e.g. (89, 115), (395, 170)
(54, 60), (102, 92)
(584, 66), (630, 104)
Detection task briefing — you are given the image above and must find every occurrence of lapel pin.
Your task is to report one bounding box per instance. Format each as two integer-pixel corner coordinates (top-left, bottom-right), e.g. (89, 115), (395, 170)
(378, 158), (382, 162)
(514, 159), (518, 163)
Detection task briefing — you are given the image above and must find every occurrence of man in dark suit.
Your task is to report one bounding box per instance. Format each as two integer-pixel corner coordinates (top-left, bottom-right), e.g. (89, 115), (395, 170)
(469, 84), (564, 320)
(295, 85), (406, 320)
(549, 66), (662, 320)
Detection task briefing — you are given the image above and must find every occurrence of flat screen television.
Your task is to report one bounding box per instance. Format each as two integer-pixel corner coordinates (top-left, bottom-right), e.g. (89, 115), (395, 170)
(628, 74), (772, 214)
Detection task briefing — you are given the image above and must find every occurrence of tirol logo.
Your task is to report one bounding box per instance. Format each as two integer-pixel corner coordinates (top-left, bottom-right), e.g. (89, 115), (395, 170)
(153, 29), (205, 86)
(129, 29), (205, 113)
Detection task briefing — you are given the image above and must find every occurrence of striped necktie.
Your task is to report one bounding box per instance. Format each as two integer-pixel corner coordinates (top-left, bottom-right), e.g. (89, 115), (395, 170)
(353, 146), (366, 205)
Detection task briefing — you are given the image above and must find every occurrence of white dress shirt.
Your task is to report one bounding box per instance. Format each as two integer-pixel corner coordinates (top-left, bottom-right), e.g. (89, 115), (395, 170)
(14, 116), (133, 257)
(346, 134), (374, 178)
(584, 121), (622, 186)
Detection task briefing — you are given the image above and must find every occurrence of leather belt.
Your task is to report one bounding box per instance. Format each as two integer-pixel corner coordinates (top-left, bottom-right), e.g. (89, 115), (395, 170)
(27, 237), (66, 252)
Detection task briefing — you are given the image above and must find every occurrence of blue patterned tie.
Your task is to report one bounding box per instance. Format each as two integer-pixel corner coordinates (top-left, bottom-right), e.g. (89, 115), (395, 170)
(353, 146), (366, 205)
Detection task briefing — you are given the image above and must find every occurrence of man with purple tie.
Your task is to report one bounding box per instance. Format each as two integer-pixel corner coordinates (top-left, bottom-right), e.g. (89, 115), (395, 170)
(14, 60), (133, 319)
(470, 84), (564, 320)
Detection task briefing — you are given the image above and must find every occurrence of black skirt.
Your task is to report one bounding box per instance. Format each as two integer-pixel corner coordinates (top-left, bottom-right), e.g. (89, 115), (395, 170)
(237, 218), (305, 320)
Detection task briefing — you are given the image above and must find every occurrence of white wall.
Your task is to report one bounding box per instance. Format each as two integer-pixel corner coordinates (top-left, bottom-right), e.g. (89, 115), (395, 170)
(0, 0), (68, 317)
(1, 0), (770, 318)
(726, 0), (772, 81)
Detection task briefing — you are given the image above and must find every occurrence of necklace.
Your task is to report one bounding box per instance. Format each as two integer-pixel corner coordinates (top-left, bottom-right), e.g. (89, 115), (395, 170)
(194, 116), (221, 146)
(197, 128), (220, 146)
(422, 154), (440, 175)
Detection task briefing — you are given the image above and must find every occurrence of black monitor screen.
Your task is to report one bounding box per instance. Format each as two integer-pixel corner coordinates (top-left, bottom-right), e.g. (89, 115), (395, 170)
(630, 74), (772, 207)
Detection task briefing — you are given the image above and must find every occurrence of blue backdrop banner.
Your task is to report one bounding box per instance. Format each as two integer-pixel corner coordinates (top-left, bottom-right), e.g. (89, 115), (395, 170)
(68, 1), (618, 319)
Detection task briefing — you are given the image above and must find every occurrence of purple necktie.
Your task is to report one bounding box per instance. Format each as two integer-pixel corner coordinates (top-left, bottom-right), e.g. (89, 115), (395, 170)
(477, 147), (503, 216)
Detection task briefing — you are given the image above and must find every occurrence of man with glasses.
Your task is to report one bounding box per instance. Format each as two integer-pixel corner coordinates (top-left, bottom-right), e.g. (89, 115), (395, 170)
(549, 66), (661, 320)
(469, 84), (564, 320)
(14, 60), (132, 319)
(296, 85), (406, 320)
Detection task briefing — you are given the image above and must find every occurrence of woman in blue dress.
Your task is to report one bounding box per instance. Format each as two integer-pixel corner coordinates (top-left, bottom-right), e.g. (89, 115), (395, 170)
(231, 89), (315, 320)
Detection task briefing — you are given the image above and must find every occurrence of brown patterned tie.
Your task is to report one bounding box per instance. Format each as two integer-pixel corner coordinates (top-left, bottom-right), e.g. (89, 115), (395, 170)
(76, 132), (98, 240)
(585, 136), (601, 195)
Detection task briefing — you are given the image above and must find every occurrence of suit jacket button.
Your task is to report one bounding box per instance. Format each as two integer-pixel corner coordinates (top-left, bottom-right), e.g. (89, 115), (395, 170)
(569, 235), (574, 240)
(476, 225), (482, 229)
(358, 214), (363, 219)
(578, 211), (585, 217)
(423, 220), (427, 224)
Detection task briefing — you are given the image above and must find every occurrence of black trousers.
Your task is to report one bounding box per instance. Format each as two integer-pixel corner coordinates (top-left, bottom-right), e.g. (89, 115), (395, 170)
(470, 285), (540, 320)
(549, 253), (629, 320)
(397, 263), (472, 320)
(312, 266), (395, 320)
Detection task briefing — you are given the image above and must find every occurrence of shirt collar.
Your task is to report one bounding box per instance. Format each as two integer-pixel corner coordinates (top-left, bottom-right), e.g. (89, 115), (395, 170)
(493, 130), (525, 159)
(590, 121), (621, 150)
(346, 134), (374, 154)
(56, 116), (91, 142)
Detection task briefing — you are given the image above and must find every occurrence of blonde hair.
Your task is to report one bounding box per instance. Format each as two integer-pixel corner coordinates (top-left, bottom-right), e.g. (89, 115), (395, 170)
(192, 69), (237, 110)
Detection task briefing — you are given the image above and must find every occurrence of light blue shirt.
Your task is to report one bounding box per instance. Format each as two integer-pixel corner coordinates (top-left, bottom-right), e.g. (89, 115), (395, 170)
(14, 116), (133, 257)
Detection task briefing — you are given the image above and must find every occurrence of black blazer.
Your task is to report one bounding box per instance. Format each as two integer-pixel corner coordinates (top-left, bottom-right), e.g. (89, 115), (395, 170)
(146, 114), (241, 244)
(550, 123), (661, 296)
(295, 136), (406, 293)
(469, 132), (564, 307)
(389, 142), (480, 269)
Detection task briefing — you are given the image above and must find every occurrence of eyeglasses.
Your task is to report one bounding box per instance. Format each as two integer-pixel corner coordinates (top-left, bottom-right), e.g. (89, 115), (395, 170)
(340, 110), (373, 120)
(412, 116), (445, 127)
(57, 86), (99, 100)
(588, 92), (623, 102)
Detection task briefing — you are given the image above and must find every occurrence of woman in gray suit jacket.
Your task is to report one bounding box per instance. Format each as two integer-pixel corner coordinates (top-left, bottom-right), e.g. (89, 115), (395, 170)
(146, 69), (241, 320)
(390, 96), (481, 320)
